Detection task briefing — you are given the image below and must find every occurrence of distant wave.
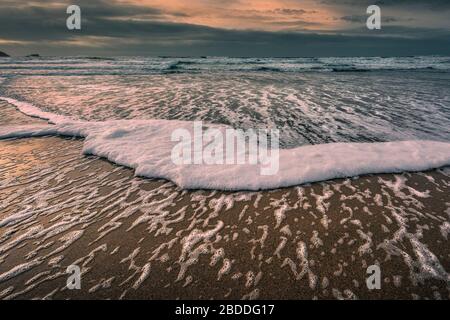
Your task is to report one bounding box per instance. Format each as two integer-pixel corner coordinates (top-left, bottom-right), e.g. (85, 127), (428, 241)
(331, 68), (371, 72)
(255, 66), (283, 72)
(0, 56), (449, 76)
(82, 56), (116, 61)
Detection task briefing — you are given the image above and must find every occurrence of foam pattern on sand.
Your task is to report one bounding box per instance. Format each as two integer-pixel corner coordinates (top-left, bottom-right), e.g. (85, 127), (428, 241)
(0, 137), (448, 299)
(1, 97), (450, 191)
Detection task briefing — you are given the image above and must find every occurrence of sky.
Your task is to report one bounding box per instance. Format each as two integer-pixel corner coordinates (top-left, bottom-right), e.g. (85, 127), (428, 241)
(1, 0), (449, 57)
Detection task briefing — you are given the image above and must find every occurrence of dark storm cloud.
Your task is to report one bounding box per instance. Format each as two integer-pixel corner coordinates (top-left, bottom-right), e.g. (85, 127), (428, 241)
(375, 0), (450, 8)
(0, 0), (449, 57)
(339, 15), (400, 23)
(0, 0), (193, 42)
(321, 0), (450, 9)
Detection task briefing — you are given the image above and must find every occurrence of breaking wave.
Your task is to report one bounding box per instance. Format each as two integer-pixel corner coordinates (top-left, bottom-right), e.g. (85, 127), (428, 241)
(1, 56), (449, 76)
(1, 97), (449, 191)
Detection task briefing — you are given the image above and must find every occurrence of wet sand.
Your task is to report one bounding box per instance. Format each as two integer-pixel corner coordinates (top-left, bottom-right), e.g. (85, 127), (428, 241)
(0, 101), (449, 300)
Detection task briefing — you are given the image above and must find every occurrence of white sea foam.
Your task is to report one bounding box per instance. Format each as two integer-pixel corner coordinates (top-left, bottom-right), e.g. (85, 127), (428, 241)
(0, 97), (70, 123)
(4, 69), (450, 146)
(0, 133), (448, 298)
(1, 97), (450, 191)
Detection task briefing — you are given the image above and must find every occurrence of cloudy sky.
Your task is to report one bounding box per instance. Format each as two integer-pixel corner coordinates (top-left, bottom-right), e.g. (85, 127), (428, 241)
(1, 0), (449, 56)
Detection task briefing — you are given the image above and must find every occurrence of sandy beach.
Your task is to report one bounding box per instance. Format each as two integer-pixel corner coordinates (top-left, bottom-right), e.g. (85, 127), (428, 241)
(0, 101), (449, 300)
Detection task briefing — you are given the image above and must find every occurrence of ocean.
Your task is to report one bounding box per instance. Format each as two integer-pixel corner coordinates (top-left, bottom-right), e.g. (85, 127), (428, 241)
(0, 56), (449, 190)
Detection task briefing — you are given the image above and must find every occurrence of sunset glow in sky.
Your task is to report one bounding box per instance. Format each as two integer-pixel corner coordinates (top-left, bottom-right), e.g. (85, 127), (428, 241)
(128, 0), (341, 31)
(112, 0), (450, 31)
(0, 0), (449, 56)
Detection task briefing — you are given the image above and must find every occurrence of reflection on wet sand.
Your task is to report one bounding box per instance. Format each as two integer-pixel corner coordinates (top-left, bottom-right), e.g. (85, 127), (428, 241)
(0, 105), (449, 300)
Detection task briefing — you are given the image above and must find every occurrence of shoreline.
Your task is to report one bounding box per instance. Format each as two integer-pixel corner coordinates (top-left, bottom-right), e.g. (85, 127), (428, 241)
(0, 102), (449, 300)
(1, 99), (450, 191)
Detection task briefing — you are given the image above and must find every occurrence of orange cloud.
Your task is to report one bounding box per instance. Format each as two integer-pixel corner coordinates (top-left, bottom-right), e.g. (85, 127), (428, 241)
(128, 0), (342, 31)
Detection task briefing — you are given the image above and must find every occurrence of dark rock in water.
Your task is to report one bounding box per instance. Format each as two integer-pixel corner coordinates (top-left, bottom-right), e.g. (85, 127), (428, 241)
(0, 51), (10, 57)
(26, 54), (40, 57)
